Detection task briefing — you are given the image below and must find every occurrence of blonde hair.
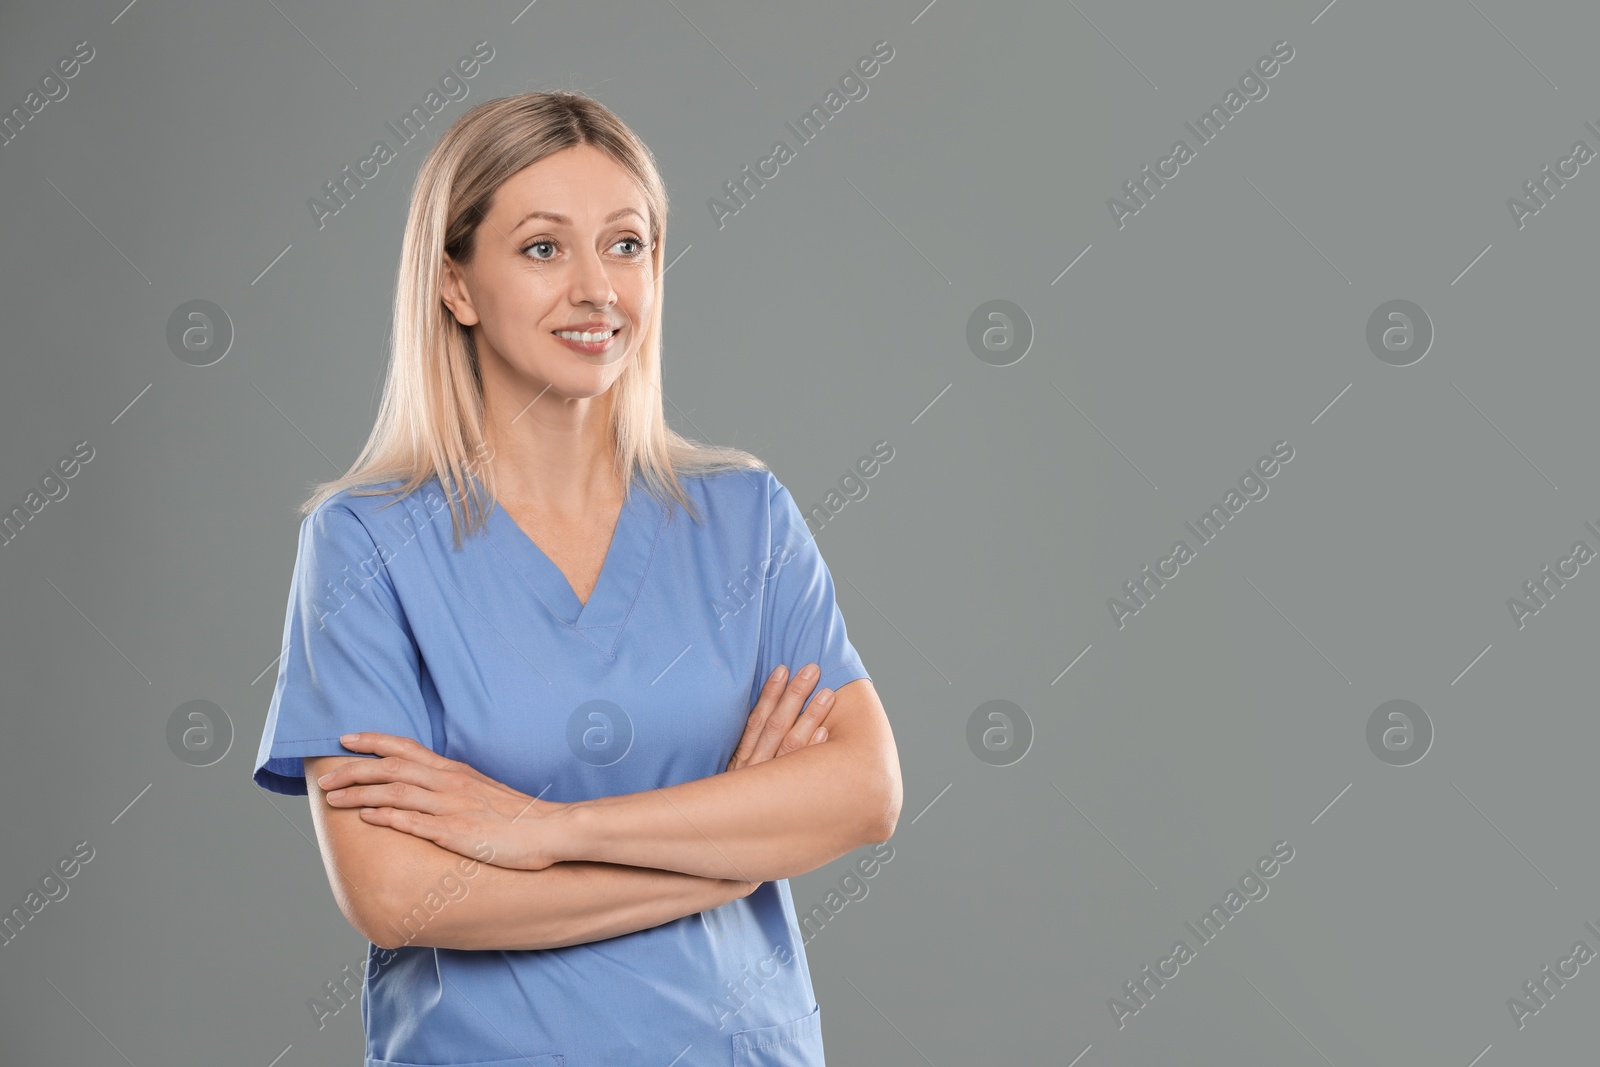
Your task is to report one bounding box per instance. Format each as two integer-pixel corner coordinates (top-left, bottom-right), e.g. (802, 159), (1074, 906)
(300, 91), (765, 546)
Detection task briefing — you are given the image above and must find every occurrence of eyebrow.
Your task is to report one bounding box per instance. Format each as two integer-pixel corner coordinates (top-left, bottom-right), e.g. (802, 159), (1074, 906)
(511, 207), (645, 232)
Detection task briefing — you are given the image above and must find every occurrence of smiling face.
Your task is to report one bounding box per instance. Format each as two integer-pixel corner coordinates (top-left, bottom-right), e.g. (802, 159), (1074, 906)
(440, 143), (655, 406)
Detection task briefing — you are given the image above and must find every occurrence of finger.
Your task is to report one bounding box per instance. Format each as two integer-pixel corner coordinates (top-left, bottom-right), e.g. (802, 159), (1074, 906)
(810, 726), (829, 745)
(327, 779), (453, 815)
(730, 665), (790, 770)
(750, 663), (820, 764)
(357, 806), (447, 846)
(338, 732), (455, 771)
(315, 754), (454, 793)
(777, 688), (834, 756)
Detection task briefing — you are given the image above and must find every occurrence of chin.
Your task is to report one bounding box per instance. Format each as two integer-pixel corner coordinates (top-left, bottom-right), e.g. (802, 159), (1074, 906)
(547, 366), (623, 399)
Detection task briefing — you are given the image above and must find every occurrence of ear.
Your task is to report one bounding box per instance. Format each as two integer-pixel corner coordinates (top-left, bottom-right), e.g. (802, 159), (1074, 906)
(439, 255), (480, 327)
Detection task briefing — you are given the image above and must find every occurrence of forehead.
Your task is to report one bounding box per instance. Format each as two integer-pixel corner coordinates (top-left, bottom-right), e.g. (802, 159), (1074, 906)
(490, 145), (648, 228)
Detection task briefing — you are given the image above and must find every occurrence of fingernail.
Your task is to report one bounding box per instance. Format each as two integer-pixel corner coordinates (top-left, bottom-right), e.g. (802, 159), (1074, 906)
(801, 664), (819, 680)
(340, 733), (358, 743)
(814, 689), (834, 706)
(316, 773), (333, 786)
(771, 665), (788, 681)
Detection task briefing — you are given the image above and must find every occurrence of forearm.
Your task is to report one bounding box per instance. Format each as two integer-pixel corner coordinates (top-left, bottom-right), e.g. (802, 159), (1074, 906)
(372, 843), (752, 951)
(557, 741), (891, 883)
(309, 753), (751, 951)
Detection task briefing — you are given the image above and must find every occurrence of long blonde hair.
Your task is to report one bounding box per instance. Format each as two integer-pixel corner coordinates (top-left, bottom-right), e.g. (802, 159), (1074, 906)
(300, 91), (765, 546)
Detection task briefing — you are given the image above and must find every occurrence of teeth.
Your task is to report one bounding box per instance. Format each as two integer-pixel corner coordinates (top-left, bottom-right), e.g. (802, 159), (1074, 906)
(555, 329), (616, 342)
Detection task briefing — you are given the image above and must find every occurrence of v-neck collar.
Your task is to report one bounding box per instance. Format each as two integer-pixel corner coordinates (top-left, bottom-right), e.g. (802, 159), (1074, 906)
(482, 478), (667, 656)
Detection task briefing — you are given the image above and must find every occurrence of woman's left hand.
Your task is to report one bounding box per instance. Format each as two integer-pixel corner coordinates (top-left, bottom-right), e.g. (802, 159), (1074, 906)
(318, 733), (568, 871)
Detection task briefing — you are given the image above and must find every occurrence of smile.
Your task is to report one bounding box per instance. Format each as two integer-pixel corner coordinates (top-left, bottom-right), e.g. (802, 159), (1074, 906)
(551, 327), (620, 355)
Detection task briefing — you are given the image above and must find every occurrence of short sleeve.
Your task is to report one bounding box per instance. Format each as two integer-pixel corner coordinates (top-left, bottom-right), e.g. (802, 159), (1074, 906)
(252, 504), (437, 796)
(754, 476), (871, 709)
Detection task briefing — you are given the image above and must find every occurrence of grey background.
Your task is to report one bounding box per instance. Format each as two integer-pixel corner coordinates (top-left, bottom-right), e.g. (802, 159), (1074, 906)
(1, 0), (1594, 1063)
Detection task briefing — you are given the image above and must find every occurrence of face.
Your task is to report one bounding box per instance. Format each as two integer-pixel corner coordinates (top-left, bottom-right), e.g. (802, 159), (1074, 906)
(440, 144), (654, 408)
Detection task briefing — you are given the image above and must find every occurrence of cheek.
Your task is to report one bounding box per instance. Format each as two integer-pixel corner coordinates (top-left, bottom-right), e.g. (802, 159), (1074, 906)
(482, 277), (558, 337)
(624, 284), (654, 328)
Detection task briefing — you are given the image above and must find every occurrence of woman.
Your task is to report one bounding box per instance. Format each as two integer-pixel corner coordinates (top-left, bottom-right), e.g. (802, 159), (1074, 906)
(251, 92), (902, 1066)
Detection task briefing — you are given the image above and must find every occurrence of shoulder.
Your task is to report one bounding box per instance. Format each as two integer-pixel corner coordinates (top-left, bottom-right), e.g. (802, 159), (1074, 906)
(667, 466), (786, 517)
(302, 476), (445, 545)
(657, 467), (809, 551)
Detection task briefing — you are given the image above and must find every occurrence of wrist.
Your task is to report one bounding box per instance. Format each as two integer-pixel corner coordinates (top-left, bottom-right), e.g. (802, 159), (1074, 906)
(549, 799), (594, 865)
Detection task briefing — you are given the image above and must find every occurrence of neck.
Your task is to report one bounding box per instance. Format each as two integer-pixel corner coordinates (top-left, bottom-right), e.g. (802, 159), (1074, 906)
(482, 380), (622, 514)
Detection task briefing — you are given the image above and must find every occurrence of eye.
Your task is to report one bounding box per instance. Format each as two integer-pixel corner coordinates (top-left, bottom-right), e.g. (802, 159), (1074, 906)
(519, 236), (650, 262)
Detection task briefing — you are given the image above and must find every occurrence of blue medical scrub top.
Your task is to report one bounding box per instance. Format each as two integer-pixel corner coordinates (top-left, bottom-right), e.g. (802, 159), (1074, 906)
(253, 467), (870, 1067)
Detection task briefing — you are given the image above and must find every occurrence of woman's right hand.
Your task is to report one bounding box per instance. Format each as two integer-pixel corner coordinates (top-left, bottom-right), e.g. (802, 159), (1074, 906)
(725, 663), (833, 772)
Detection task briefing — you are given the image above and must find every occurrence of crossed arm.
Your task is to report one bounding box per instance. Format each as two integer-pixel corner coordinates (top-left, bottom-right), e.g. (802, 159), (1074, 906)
(305, 673), (900, 952)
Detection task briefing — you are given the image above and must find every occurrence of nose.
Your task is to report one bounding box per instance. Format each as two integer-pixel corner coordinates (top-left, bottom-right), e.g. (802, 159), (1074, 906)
(569, 243), (617, 309)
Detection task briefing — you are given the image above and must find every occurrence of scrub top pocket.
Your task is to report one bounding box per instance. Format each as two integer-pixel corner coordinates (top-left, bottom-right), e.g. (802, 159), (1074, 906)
(731, 1003), (824, 1066)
